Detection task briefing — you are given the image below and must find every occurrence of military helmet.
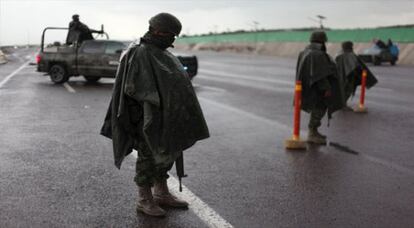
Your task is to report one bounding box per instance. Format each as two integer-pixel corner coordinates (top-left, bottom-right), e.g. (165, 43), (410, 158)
(72, 14), (79, 20)
(342, 41), (353, 51)
(310, 30), (328, 43)
(149, 13), (182, 36)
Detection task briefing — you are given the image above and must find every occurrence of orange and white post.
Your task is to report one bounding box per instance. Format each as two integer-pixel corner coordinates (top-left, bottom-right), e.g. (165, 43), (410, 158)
(285, 80), (306, 150)
(354, 69), (368, 113)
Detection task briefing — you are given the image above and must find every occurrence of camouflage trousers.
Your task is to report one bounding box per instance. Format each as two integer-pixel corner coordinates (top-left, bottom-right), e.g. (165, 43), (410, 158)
(344, 75), (357, 103)
(308, 102), (327, 130)
(344, 83), (354, 103)
(134, 141), (174, 187)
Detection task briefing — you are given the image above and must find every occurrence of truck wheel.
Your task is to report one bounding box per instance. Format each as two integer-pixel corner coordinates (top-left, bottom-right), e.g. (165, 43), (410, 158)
(49, 64), (69, 84)
(83, 76), (101, 82)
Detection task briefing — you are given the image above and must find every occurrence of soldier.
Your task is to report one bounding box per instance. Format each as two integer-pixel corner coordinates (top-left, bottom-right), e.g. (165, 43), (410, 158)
(100, 13), (209, 217)
(335, 41), (377, 108)
(295, 31), (344, 144)
(66, 14), (98, 45)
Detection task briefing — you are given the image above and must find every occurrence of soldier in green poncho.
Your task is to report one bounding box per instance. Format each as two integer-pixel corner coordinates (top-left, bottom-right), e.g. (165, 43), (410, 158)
(101, 13), (210, 217)
(335, 41), (378, 109)
(295, 31), (345, 144)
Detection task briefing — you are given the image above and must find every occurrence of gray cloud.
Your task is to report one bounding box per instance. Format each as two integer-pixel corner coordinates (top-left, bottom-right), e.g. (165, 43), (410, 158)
(0, 0), (413, 45)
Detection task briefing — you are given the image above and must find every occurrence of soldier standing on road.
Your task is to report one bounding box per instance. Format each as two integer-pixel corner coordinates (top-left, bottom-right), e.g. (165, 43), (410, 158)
(66, 14), (99, 45)
(100, 13), (209, 217)
(295, 31), (344, 144)
(335, 41), (378, 109)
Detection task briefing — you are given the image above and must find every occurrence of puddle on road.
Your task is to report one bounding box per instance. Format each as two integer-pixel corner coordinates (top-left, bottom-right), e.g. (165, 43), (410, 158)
(327, 141), (360, 155)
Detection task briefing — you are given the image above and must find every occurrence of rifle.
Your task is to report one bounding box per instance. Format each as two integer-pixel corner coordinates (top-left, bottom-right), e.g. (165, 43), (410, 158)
(175, 152), (187, 192)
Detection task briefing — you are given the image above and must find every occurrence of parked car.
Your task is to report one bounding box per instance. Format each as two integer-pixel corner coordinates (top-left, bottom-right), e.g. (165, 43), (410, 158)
(37, 27), (198, 83)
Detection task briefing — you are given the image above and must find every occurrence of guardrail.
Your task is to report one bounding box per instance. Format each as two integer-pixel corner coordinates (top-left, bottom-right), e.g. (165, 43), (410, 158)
(177, 27), (414, 44)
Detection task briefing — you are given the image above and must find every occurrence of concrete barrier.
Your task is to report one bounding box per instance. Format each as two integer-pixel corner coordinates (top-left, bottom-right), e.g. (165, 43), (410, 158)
(0, 50), (7, 64)
(175, 42), (414, 66)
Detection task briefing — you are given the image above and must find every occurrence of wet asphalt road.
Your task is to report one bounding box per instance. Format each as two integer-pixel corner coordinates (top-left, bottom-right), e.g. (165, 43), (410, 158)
(1, 47), (414, 228)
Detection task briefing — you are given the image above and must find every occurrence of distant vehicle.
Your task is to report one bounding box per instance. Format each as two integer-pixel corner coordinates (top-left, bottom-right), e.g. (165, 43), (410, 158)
(37, 27), (198, 84)
(358, 44), (399, 66)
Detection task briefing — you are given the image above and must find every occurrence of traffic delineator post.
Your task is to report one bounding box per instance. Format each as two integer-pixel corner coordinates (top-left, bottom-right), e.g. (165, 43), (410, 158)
(285, 81), (307, 150)
(354, 69), (368, 113)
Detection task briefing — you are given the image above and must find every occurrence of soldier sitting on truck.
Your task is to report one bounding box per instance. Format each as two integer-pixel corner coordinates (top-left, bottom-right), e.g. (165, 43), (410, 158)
(66, 14), (101, 45)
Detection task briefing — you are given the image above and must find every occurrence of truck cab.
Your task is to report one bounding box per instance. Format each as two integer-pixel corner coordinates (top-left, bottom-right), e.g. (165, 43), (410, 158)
(37, 27), (198, 83)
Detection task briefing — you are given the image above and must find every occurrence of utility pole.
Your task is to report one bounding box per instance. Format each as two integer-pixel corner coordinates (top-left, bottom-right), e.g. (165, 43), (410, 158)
(316, 15), (326, 29)
(252, 21), (259, 32)
(308, 15), (327, 29)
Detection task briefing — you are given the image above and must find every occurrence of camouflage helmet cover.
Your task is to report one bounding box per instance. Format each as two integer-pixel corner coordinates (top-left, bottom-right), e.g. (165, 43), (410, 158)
(342, 41), (353, 51)
(149, 13), (182, 36)
(310, 30), (328, 43)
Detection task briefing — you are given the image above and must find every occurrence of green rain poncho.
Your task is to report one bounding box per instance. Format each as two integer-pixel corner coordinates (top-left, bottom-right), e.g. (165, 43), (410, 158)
(101, 42), (209, 169)
(296, 43), (345, 117)
(335, 50), (378, 100)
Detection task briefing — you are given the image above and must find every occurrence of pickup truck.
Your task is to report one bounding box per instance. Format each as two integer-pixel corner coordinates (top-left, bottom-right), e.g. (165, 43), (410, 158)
(36, 27), (198, 83)
(358, 44), (399, 66)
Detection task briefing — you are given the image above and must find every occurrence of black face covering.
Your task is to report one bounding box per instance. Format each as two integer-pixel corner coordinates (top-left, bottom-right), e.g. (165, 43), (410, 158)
(321, 43), (327, 52)
(141, 31), (175, 50)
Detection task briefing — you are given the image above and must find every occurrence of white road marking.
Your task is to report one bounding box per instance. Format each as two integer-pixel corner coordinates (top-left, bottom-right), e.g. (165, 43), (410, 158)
(193, 83), (227, 93)
(197, 75), (293, 93)
(198, 96), (292, 131)
(362, 154), (414, 177)
(63, 82), (76, 93)
(131, 151), (234, 228)
(0, 61), (31, 88)
(199, 96), (414, 177)
(199, 68), (293, 86)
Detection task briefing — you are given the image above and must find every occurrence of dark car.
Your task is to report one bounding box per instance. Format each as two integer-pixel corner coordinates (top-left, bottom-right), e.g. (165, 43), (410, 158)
(37, 27), (198, 83)
(358, 45), (398, 66)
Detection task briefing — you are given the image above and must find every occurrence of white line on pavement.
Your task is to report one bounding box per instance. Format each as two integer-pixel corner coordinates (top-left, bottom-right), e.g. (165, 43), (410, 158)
(131, 152), (234, 228)
(193, 83), (227, 93)
(63, 82), (76, 93)
(198, 96), (292, 131)
(199, 96), (414, 177)
(196, 75), (293, 93)
(0, 61), (31, 88)
(199, 68), (293, 86)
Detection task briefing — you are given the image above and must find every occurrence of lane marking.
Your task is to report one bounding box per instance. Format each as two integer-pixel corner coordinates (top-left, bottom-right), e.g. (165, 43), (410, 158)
(199, 69), (293, 86)
(63, 82), (76, 93)
(198, 96), (292, 131)
(362, 154), (414, 177)
(131, 152), (233, 228)
(199, 96), (414, 177)
(197, 75), (293, 93)
(193, 83), (227, 93)
(0, 61), (31, 88)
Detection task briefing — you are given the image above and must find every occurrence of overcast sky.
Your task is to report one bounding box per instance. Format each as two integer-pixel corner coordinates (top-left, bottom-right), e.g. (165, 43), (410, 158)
(0, 0), (413, 45)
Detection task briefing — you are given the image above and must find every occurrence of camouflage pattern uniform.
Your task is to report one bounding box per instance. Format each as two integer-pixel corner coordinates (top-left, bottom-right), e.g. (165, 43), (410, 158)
(134, 141), (174, 187)
(308, 79), (330, 130)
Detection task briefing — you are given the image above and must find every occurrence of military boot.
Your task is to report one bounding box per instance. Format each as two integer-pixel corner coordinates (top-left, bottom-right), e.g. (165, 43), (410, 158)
(153, 179), (189, 209)
(137, 186), (166, 217)
(308, 128), (327, 144)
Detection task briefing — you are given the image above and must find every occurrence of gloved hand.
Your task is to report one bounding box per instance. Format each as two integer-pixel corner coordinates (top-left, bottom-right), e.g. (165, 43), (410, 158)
(324, 90), (332, 98)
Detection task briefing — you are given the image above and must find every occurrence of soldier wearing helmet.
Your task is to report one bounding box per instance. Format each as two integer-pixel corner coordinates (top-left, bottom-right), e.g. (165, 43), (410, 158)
(335, 41), (377, 109)
(295, 30), (344, 144)
(101, 13), (209, 217)
(66, 14), (100, 45)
